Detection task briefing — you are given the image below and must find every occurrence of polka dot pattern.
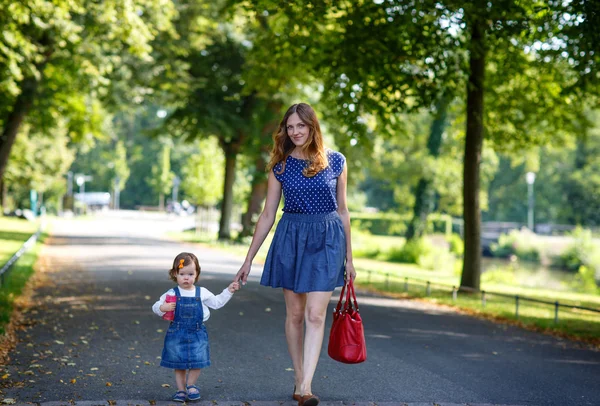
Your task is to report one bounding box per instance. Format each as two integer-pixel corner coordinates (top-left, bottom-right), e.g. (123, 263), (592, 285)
(273, 150), (346, 214)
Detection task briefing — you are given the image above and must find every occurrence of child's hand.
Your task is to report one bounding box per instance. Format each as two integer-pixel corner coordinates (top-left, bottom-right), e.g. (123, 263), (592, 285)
(228, 281), (240, 293)
(160, 302), (176, 312)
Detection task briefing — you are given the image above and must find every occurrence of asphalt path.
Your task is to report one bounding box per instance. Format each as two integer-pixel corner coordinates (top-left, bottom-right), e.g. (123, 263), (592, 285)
(1, 212), (599, 406)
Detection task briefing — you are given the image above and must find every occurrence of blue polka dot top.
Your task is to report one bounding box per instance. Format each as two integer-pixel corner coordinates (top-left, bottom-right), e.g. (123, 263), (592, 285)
(273, 150), (346, 214)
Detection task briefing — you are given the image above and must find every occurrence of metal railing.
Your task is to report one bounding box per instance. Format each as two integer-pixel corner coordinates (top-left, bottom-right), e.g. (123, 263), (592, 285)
(0, 224), (43, 287)
(363, 270), (600, 324)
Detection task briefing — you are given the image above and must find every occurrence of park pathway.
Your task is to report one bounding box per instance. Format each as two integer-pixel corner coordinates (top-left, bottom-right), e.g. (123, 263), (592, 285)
(1, 211), (599, 406)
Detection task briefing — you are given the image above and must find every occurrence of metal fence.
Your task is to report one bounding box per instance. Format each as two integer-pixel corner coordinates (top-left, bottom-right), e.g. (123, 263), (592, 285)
(0, 225), (43, 287)
(363, 270), (600, 324)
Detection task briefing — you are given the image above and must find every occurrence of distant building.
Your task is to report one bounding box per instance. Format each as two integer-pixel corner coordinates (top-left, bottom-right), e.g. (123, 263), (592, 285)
(74, 192), (111, 211)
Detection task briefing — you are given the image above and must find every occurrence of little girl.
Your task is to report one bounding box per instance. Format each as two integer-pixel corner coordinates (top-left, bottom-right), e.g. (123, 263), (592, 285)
(152, 252), (239, 402)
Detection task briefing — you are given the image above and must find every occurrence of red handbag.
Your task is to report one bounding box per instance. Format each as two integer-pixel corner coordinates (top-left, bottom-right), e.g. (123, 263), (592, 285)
(328, 278), (367, 364)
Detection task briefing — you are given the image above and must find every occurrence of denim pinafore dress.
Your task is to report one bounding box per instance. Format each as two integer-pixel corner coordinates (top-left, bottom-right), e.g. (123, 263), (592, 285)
(160, 286), (211, 369)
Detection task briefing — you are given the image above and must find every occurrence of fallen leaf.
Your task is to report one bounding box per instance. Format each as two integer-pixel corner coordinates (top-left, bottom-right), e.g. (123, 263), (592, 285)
(265, 307), (271, 312)
(145, 296), (151, 300)
(156, 329), (164, 333)
(144, 362), (151, 365)
(106, 382), (112, 387)
(71, 379), (76, 384)
(1, 398), (16, 404)
(1, 374), (9, 379)
(239, 312), (244, 316)
(55, 340), (64, 345)
(90, 367), (99, 371)
(285, 368), (294, 371)
(134, 321), (140, 325)
(161, 384), (171, 388)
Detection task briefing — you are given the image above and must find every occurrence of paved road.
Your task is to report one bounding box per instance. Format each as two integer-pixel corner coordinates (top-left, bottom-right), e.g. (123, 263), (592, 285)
(1, 212), (599, 406)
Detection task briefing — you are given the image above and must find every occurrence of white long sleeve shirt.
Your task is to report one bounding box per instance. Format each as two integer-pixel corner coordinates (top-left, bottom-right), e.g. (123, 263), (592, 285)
(152, 286), (233, 322)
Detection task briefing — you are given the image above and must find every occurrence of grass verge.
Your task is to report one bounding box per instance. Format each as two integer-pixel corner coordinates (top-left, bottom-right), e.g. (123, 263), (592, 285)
(0, 217), (45, 336)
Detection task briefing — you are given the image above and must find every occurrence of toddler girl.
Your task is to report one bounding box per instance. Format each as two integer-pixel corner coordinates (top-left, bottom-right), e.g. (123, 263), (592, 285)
(152, 252), (239, 402)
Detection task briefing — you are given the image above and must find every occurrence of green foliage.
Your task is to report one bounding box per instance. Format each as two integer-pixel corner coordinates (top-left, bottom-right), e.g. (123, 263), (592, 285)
(148, 143), (174, 201)
(570, 266), (599, 294)
(490, 229), (541, 262)
(4, 123), (75, 212)
(181, 138), (224, 207)
(387, 238), (431, 264)
(553, 228), (600, 278)
(350, 212), (410, 237)
(447, 233), (464, 257)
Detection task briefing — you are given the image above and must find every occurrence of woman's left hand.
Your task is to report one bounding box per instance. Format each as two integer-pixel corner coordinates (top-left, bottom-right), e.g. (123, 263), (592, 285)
(345, 261), (356, 282)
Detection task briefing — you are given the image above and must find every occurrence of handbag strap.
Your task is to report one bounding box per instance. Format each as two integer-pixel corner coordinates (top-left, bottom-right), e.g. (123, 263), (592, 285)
(335, 279), (360, 313)
(346, 279), (360, 312)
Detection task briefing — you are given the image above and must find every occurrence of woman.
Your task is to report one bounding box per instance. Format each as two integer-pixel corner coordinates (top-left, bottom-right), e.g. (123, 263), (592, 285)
(235, 102), (355, 406)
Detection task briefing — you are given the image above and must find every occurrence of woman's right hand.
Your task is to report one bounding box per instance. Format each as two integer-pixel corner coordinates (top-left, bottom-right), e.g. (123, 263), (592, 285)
(235, 262), (251, 286)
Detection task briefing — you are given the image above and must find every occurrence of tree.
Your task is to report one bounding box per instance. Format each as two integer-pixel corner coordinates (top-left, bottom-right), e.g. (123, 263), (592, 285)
(148, 143), (174, 210)
(240, 0), (598, 291)
(0, 0), (175, 182)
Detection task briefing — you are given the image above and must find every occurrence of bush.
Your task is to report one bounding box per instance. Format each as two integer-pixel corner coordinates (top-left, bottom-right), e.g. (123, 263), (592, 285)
(570, 265), (599, 294)
(386, 238), (430, 263)
(553, 227), (600, 279)
(447, 233), (464, 257)
(350, 214), (408, 236)
(490, 228), (541, 263)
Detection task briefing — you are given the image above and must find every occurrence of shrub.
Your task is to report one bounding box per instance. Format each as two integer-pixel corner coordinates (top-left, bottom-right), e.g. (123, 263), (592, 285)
(490, 228), (541, 263)
(386, 238), (430, 264)
(553, 227), (600, 279)
(447, 233), (464, 257)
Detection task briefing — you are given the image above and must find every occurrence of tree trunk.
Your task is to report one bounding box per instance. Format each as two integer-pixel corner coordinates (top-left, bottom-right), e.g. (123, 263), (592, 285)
(239, 101), (282, 238)
(0, 77), (40, 180)
(460, 17), (486, 292)
(218, 142), (239, 240)
(0, 178), (5, 215)
(239, 150), (269, 238)
(405, 96), (449, 241)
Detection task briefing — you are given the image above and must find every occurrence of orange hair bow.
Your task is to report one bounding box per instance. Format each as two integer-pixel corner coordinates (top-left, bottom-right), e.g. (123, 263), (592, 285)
(178, 259), (185, 269)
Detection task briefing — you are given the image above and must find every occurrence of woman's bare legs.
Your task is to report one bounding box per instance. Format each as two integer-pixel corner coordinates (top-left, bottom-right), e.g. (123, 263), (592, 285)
(300, 291), (333, 396)
(283, 289), (307, 396)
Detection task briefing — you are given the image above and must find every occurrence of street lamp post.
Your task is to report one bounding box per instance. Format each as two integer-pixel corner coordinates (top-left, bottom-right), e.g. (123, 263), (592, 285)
(526, 171), (536, 232)
(75, 174), (93, 215)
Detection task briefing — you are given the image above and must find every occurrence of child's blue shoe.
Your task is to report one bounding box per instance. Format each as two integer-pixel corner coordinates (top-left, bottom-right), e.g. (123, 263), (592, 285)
(186, 385), (201, 401)
(172, 390), (187, 403)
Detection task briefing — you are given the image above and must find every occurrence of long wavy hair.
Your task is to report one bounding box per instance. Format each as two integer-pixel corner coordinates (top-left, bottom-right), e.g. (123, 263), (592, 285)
(267, 103), (328, 178)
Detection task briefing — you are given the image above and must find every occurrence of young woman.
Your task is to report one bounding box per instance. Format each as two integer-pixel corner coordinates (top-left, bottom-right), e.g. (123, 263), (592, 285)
(235, 103), (355, 406)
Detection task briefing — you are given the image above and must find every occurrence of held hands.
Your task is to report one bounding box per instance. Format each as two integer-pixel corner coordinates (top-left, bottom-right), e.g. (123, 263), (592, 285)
(228, 281), (241, 293)
(234, 262), (251, 286)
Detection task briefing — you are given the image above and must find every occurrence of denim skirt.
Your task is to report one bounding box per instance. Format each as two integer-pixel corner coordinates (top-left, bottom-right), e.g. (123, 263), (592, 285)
(260, 211), (346, 293)
(160, 321), (211, 369)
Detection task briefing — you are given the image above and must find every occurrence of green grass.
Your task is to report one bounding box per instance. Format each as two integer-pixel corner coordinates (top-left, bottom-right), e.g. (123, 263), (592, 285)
(168, 227), (600, 342)
(359, 274), (600, 342)
(0, 216), (45, 335)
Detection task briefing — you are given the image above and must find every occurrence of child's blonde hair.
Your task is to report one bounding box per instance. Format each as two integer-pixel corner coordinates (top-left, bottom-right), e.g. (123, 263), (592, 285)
(168, 252), (201, 283)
